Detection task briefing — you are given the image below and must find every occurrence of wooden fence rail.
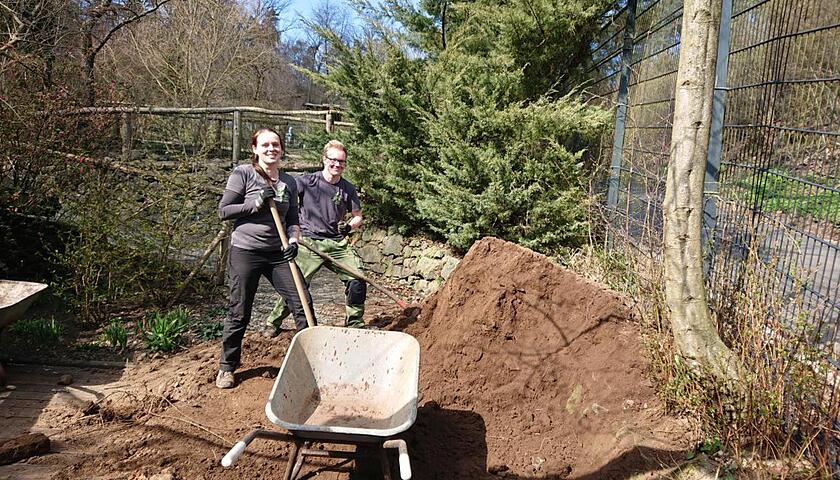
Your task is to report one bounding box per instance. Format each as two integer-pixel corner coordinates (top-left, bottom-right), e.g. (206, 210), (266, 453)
(44, 105), (354, 163)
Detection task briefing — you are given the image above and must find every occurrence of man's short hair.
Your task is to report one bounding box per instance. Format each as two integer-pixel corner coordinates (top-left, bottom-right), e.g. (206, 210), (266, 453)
(322, 140), (346, 157)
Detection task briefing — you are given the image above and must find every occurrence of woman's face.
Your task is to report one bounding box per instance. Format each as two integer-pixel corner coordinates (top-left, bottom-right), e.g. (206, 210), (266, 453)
(252, 131), (283, 167)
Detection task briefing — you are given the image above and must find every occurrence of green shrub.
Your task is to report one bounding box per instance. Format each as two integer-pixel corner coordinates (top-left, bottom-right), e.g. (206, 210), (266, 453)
(310, 0), (610, 254)
(8, 317), (63, 345)
(140, 307), (190, 352)
(197, 321), (224, 340)
(101, 318), (129, 351)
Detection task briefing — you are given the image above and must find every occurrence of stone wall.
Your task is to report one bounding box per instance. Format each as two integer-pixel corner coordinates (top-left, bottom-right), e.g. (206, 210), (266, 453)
(351, 227), (461, 295)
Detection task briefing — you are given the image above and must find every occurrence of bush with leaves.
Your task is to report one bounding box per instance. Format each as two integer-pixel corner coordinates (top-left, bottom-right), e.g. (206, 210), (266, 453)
(308, 0), (610, 253)
(140, 307), (191, 352)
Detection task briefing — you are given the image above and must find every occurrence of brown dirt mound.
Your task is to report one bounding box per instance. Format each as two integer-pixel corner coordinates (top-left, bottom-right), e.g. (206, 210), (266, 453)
(399, 237), (692, 478)
(25, 237), (692, 480)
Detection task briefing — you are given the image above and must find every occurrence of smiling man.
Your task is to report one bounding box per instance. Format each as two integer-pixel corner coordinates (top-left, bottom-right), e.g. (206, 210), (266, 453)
(264, 140), (367, 334)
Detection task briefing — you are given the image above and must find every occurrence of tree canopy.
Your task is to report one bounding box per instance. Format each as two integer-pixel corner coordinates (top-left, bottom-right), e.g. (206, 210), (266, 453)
(310, 0), (611, 253)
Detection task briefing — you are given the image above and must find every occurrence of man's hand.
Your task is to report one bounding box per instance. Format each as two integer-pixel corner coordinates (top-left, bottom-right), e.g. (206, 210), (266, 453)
(337, 221), (352, 237)
(279, 242), (298, 262)
(254, 187), (276, 209)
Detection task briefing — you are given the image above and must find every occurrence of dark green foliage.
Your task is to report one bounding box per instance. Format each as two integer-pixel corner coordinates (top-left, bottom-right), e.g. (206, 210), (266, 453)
(139, 307), (190, 352)
(314, 0), (610, 252)
(197, 321), (224, 340)
(8, 317), (64, 345)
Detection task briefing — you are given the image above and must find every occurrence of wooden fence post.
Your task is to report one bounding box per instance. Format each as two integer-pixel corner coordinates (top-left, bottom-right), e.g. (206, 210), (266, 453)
(325, 110), (333, 133)
(215, 119), (223, 158)
(232, 110), (241, 168)
(120, 112), (134, 162)
(216, 223), (231, 286)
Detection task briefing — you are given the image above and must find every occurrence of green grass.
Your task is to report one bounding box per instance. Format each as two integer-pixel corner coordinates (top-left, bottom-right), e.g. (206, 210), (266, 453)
(8, 317), (64, 345)
(139, 307), (190, 352)
(730, 168), (840, 222)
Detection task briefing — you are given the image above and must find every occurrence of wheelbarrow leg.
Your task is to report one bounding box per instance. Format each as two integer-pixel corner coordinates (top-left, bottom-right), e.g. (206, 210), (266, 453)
(283, 440), (301, 480)
(380, 447), (393, 480)
(287, 441), (308, 480)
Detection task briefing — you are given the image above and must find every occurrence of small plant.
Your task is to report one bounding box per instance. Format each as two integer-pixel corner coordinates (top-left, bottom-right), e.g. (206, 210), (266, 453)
(202, 305), (227, 321)
(197, 320), (224, 340)
(8, 317), (64, 345)
(101, 318), (128, 351)
(698, 436), (723, 455)
(196, 305), (226, 340)
(140, 307), (190, 352)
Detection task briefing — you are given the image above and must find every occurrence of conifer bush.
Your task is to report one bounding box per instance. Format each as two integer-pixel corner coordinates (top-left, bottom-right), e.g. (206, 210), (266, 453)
(309, 0), (611, 253)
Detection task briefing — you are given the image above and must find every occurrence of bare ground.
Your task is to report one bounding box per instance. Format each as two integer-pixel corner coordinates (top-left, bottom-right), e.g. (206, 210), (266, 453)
(0, 237), (695, 479)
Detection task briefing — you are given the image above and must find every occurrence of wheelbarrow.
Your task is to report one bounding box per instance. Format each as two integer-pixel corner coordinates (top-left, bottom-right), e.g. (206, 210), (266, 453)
(222, 326), (420, 479)
(0, 280), (50, 384)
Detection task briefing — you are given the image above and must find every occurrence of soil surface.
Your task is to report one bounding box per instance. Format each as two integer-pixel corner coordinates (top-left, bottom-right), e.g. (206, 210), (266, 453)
(1, 237), (694, 479)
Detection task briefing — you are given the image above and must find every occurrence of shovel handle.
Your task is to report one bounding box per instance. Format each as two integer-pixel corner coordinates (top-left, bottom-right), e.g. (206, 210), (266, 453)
(299, 238), (409, 308)
(269, 202), (316, 328)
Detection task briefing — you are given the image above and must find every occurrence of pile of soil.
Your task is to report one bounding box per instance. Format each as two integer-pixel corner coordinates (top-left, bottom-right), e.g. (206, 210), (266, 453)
(19, 237), (692, 479)
(399, 238), (692, 478)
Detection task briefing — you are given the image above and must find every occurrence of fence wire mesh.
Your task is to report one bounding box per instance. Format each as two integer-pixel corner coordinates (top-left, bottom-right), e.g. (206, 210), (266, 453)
(585, 0), (840, 468)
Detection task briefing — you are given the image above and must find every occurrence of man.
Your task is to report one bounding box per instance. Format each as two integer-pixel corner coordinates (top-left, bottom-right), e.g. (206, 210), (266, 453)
(264, 140), (367, 335)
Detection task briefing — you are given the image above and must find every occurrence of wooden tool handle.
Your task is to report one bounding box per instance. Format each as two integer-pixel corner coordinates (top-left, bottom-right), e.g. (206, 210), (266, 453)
(269, 202), (316, 328)
(298, 238), (409, 309)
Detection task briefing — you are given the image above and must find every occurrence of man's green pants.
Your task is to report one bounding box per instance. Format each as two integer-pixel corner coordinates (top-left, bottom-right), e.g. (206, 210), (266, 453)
(265, 237), (367, 328)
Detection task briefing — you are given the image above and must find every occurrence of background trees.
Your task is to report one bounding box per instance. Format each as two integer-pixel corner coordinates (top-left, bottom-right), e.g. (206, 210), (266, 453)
(310, 0), (611, 253)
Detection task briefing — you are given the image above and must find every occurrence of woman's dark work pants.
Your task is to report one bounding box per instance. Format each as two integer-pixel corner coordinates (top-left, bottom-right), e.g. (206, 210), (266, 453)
(220, 246), (313, 372)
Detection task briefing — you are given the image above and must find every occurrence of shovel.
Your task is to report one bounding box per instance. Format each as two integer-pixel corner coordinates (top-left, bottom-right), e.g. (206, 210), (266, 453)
(298, 238), (409, 309)
(268, 202), (317, 328)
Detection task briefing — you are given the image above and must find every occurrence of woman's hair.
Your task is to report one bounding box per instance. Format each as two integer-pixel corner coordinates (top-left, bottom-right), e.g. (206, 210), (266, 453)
(321, 139), (346, 157)
(250, 128), (285, 183)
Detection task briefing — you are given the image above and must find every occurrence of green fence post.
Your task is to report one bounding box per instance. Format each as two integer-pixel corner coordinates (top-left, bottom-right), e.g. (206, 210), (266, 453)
(606, 0), (637, 247)
(703, 0), (732, 275)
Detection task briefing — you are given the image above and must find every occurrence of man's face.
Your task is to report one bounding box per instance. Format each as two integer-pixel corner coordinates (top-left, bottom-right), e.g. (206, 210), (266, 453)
(323, 147), (347, 176)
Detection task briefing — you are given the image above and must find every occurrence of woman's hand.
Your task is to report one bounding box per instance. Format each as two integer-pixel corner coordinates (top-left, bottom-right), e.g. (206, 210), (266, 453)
(254, 187), (276, 209)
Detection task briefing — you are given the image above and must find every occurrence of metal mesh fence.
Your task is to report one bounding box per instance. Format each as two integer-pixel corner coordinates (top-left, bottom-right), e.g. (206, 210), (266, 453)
(585, 0), (840, 466)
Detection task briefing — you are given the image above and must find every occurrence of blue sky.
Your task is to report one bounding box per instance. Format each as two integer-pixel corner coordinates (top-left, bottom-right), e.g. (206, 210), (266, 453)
(283, 0), (364, 39)
(282, 0), (397, 41)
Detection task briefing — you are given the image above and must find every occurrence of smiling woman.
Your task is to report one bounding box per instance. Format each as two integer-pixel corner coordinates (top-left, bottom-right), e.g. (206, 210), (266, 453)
(214, 128), (316, 389)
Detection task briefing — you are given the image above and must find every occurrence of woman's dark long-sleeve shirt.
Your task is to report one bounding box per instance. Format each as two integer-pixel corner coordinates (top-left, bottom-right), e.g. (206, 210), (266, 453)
(218, 165), (299, 251)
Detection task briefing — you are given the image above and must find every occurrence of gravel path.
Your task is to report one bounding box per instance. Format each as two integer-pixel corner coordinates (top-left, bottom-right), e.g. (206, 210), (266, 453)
(249, 267), (379, 331)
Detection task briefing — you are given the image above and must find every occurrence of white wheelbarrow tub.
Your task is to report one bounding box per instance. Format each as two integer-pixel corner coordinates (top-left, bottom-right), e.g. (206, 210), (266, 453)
(266, 326), (421, 443)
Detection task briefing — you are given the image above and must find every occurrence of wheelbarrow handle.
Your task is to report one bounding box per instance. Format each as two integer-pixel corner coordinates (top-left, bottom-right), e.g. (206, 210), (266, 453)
(221, 429), (295, 467)
(221, 441), (247, 467)
(383, 439), (412, 479)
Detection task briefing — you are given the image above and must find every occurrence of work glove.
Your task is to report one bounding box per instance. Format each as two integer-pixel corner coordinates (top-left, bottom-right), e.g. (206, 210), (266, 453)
(254, 187), (275, 209)
(337, 221), (352, 237)
(279, 242), (298, 262)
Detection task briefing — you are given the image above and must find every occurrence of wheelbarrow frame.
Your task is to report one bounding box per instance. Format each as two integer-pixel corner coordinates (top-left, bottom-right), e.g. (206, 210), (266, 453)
(222, 428), (411, 479)
(222, 326), (419, 479)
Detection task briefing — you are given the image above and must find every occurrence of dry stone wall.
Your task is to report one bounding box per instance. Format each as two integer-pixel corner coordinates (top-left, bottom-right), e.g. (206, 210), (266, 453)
(351, 227), (461, 295)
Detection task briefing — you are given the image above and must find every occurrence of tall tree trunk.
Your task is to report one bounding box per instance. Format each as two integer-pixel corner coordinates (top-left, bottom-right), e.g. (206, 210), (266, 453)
(663, 0), (740, 383)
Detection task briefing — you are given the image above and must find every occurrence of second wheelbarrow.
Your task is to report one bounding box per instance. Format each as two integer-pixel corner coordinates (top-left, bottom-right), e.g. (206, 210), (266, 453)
(0, 280), (49, 385)
(222, 326), (420, 479)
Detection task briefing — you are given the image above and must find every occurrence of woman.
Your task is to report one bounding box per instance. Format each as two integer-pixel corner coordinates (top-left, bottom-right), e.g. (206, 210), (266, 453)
(216, 128), (315, 389)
